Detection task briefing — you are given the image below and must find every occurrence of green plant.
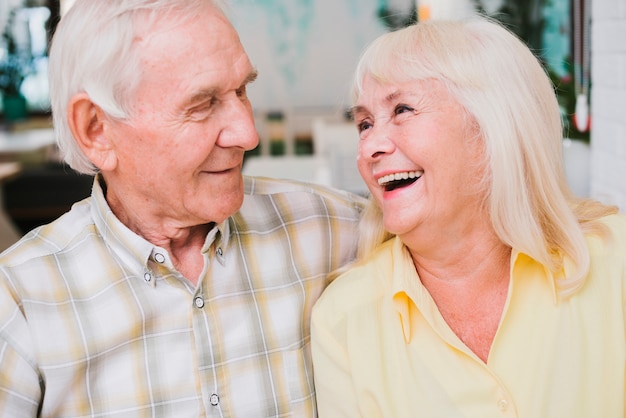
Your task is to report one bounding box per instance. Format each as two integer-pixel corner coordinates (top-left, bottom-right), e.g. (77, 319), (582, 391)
(548, 63), (590, 142)
(479, 0), (589, 142)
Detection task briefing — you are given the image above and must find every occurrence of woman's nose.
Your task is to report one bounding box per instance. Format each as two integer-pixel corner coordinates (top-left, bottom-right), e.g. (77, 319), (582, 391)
(358, 125), (396, 161)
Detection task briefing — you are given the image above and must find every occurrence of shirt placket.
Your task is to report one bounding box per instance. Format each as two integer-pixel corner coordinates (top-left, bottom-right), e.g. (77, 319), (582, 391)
(192, 241), (228, 417)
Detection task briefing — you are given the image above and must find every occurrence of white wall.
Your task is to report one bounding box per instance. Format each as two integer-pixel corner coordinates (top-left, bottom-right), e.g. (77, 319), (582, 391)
(228, 0), (389, 111)
(590, 0), (626, 211)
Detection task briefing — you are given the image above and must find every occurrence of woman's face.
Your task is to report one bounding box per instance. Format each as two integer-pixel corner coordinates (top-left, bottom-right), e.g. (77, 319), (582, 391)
(353, 75), (489, 245)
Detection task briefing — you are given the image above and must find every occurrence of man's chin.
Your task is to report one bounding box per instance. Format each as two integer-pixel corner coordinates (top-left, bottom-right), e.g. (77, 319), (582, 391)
(202, 190), (244, 224)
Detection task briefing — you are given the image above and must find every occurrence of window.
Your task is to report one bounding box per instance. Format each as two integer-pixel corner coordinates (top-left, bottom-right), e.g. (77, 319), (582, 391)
(0, 0), (60, 118)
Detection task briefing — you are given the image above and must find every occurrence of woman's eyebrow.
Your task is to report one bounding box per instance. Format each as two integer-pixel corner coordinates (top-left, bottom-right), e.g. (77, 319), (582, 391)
(348, 105), (365, 119)
(349, 90), (404, 117)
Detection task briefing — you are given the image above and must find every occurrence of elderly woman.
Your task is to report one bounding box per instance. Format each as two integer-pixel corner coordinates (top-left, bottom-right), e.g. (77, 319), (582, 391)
(311, 16), (625, 417)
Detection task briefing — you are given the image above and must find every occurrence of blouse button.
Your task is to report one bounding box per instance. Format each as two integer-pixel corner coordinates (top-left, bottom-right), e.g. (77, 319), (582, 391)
(143, 272), (152, 283)
(154, 253), (166, 263)
(194, 296), (205, 309)
(210, 393), (219, 406)
(497, 398), (508, 412)
(216, 247), (223, 257)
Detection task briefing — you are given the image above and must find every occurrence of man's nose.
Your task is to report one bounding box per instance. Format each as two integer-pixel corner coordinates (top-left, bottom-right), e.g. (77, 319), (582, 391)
(216, 98), (259, 151)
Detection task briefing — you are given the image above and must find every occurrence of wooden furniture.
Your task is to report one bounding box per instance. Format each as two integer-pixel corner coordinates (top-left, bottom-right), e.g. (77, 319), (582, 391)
(0, 162), (23, 251)
(0, 128), (65, 249)
(3, 162), (93, 234)
(0, 128), (57, 163)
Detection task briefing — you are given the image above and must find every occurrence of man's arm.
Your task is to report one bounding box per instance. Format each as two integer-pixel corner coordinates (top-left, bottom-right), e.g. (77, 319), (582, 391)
(0, 280), (42, 417)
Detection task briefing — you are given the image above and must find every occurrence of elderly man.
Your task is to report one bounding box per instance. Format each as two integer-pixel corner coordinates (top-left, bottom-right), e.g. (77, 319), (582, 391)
(0, 1), (364, 416)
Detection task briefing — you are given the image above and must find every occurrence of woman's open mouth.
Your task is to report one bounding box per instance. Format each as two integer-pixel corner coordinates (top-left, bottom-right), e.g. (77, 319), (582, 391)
(377, 170), (423, 192)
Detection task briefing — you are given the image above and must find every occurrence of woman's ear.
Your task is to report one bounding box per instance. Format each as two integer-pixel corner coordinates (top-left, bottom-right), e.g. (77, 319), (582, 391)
(67, 92), (118, 171)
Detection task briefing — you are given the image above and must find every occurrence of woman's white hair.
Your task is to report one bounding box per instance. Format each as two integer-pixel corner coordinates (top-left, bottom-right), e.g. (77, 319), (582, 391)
(349, 16), (617, 297)
(48, 0), (227, 175)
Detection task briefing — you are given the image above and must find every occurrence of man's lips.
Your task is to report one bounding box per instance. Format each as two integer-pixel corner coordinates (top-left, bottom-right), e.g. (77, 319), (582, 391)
(203, 162), (243, 174)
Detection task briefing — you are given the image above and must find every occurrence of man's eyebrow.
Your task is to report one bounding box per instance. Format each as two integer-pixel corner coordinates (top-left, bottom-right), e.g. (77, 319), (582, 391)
(187, 88), (218, 107)
(186, 70), (258, 107)
(243, 69), (259, 85)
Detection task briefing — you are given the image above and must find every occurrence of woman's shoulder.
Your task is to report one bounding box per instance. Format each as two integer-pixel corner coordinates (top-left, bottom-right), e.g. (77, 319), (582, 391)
(313, 239), (396, 324)
(602, 212), (626, 229)
(589, 212), (626, 247)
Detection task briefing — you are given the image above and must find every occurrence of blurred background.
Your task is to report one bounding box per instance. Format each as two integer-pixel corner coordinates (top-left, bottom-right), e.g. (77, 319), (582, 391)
(0, 0), (624, 251)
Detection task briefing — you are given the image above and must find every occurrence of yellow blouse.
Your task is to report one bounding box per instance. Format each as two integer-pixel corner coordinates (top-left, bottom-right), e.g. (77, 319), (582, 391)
(312, 214), (626, 418)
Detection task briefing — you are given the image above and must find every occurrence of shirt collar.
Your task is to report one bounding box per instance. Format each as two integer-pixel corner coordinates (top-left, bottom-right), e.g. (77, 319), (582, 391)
(510, 249), (559, 304)
(90, 175), (154, 276)
(90, 175), (231, 281)
(388, 236), (428, 344)
(391, 237), (559, 343)
(202, 219), (229, 266)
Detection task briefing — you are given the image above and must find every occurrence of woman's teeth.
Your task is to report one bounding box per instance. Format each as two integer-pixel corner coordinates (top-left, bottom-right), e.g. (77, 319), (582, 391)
(377, 170), (423, 186)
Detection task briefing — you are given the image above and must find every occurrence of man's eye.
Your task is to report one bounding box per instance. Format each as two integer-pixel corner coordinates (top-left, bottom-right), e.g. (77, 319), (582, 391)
(236, 84), (253, 100)
(194, 104), (212, 113)
(186, 99), (218, 120)
(200, 97), (220, 110)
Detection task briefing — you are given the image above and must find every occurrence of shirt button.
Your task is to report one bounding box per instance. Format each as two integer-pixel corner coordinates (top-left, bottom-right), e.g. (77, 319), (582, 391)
(194, 296), (205, 309)
(143, 272), (152, 282)
(497, 399), (508, 412)
(210, 393), (219, 406)
(154, 253), (166, 263)
(216, 247), (223, 257)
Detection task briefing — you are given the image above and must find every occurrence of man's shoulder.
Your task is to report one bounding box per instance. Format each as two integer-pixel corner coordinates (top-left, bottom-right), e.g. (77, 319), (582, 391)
(244, 175), (365, 201)
(0, 198), (96, 268)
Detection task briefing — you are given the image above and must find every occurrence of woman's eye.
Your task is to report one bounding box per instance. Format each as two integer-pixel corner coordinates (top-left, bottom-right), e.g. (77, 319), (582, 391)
(357, 120), (372, 133)
(394, 104), (414, 115)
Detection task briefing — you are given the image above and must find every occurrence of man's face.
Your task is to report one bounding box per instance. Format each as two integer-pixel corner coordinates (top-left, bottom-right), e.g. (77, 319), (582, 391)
(104, 8), (258, 229)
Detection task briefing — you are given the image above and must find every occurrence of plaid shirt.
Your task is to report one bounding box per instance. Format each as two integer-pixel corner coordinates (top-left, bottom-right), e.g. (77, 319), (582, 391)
(0, 175), (365, 417)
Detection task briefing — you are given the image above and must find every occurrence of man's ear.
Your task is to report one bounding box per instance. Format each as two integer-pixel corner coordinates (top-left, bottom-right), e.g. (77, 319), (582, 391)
(67, 92), (118, 171)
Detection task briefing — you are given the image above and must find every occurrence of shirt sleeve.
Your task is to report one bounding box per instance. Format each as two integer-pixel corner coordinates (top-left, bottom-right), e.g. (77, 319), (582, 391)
(0, 280), (42, 416)
(311, 302), (361, 418)
(0, 338), (41, 416)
